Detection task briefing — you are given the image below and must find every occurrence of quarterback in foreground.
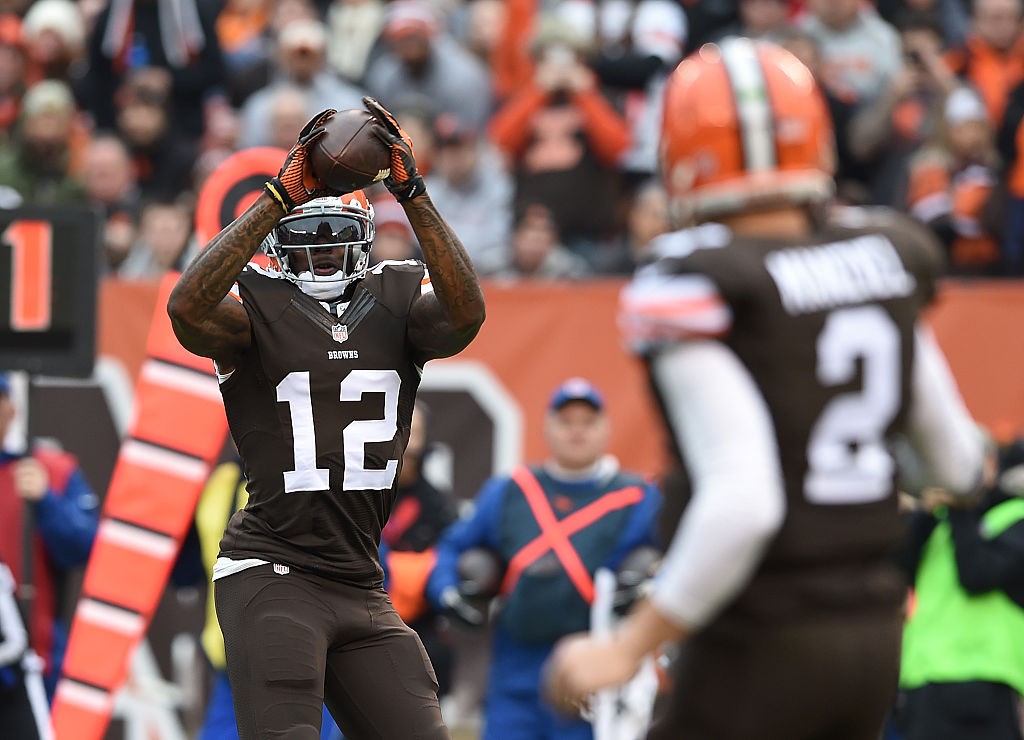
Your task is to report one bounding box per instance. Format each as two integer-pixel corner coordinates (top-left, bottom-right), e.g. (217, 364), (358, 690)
(166, 99), (483, 739)
(544, 39), (985, 739)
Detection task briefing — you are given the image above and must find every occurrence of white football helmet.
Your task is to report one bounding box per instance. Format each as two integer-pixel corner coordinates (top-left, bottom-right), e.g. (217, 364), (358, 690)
(264, 191), (376, 297)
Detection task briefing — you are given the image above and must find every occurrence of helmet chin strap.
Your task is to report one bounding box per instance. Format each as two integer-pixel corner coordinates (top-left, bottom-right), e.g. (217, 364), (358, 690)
(295, 271), (354, 301)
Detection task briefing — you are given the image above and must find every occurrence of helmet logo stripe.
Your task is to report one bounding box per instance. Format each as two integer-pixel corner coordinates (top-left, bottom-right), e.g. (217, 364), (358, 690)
(720, 37), (776, 173)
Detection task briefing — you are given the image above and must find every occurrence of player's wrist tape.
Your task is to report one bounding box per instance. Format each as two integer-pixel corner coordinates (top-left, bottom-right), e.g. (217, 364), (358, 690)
(264, 179), (291, 212)
(391, 174), (425, 203)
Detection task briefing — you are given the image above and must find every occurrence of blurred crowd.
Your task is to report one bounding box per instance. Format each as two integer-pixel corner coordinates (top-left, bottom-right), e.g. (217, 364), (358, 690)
(0, 0), (1023, 279)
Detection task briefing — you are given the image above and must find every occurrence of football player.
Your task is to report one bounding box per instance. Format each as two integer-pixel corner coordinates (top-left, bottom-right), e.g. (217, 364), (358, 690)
(167, 98), (484, 740)
(544, 38), (986, 739)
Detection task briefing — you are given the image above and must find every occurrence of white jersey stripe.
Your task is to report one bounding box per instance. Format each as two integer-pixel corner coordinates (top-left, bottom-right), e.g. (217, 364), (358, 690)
(620, 274), (733, 341)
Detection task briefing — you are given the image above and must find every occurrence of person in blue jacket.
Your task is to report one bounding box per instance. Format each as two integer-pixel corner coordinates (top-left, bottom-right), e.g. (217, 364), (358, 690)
(0, 372), (99, 700)
(427, 377), (662, 740)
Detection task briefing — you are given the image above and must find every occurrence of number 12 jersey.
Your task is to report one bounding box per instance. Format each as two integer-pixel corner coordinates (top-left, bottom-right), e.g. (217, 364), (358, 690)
(217, 260), (429, 587)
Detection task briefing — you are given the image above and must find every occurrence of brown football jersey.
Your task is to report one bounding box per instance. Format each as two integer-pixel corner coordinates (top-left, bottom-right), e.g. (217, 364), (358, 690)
(218, 260), (429, 587)
(621, 207), (944, 621)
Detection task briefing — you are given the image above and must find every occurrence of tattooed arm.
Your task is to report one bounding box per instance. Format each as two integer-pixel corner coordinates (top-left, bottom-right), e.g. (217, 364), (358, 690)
(167, 194), (283, 370)
(405, 193), (486, 361)
(168, 108), (337, 369)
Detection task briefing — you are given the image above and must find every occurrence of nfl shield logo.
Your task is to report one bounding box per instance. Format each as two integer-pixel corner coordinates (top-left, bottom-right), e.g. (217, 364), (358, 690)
(332, 323), (348, 344)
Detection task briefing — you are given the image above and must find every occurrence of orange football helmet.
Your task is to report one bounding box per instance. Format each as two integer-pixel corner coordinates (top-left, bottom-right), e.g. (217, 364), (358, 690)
(660, 37), (835, 222)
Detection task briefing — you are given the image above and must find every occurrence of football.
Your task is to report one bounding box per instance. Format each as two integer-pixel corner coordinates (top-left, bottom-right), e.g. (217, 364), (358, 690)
(308, 108), (392, 193)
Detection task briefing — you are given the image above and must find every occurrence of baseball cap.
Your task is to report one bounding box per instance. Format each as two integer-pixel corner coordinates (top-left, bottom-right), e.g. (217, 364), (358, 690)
(434, 113), (477, 146)
(944, 86), (987, 126)
(384, 0), (438, 39)
(372, 198), (414, 238)
(549, 377), (604, 412)
(278, 19), (328, 52)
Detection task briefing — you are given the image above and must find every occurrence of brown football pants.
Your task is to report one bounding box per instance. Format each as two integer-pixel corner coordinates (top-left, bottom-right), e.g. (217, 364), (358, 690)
(215, 563), (449, 740)
(648, 608), (903, 740)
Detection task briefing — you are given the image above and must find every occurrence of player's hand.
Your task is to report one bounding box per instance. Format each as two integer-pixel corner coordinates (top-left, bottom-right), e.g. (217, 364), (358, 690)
(543, 632), (644, 715)
(362, 96), (425, 202)
(264, 108), (337, 212)
(13, 458), (48, 502)
(440, 586), (487, 630)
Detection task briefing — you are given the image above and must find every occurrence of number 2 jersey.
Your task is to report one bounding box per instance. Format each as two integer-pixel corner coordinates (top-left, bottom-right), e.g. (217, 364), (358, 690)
(621, 207), (950, 623)
(217, 260), (430, 588)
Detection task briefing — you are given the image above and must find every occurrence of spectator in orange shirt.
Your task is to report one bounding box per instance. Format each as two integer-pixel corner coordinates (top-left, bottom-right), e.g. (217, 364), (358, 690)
(944, 0), (1024, 126)
(848, 11), (958, 206)
(489, 16), (631, 256)
(907, 85), (1004, 276)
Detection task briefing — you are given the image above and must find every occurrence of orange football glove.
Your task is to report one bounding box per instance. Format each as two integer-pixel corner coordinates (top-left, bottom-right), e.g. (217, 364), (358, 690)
(264, 108), (337, 212)
(363, 96), (426, 202)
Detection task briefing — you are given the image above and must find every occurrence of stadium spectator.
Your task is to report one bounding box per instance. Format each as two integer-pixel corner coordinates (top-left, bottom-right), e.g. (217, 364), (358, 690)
(382, 96), (438, 176)
(265, 84), (312, 151)
(906, 85), (1004, 275)
(992, 5), (1024, 276)
(83, 133), (140, 218)
(798, 0), (903, 105)
(363, 0), (493, 132)
(214, 0), (273, 107)
(679, 0), (740, 53)
(944, 0), (1024, 126)
(85, 0), (225, 142)
(427, 378), (661, 740)
(488, 202), (591, 279)
(425, 112), (513, 273)
(117, 197), (198, 279)
(715, 0), (793, 42)
(877, 0), (971, 49)
(554, 0), (687, 180)
(213, 0), (320, 109)
(0, 374), (100, 700)
(894, 438), (1024, 740)
(82, 134), (143, 275)
(848, 11), (958, 207)
(0, 15), (28, 139)
(368, 196), (422, 264)
(21, 0), (86, 94)
(458, 0), (506, 71)
(489, 15), (631, 255)
(590, 178), (670, 275)
(0, 79), (86, 207)
(325, 0), (387, 84)
(114, 67), (198, 200)
(198, 99), (242, 165)
(238, 18), (365, 149)
(776, 28), (865, 201)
